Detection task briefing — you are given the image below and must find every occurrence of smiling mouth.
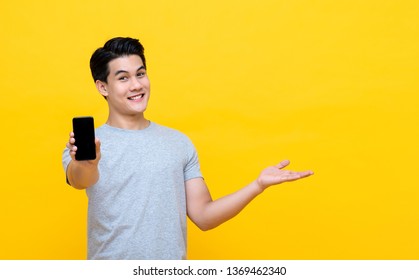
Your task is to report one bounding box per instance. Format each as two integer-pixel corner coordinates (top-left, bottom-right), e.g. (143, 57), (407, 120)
(128, 94), (145, 100)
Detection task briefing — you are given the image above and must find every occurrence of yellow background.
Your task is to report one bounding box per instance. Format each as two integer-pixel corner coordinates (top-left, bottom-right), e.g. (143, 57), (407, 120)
(0, 0), (418, 259)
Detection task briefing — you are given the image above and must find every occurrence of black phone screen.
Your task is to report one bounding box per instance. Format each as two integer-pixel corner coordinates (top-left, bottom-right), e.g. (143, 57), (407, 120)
(72, 116), (96, 161)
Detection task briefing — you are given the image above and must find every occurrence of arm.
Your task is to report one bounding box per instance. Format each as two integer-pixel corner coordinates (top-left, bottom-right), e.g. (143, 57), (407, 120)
(186, 160), (313, 231)
(66, 132), (101, 190)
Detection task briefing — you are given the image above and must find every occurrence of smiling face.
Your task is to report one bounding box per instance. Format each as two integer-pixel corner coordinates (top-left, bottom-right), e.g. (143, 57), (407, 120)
(96, 55), (150, 125)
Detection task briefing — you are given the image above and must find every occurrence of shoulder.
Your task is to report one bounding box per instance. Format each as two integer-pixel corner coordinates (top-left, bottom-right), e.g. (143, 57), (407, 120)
(94, 124), (128, 139)
(152, 122), (197, 149)
(94, 124), (110, 136)
(152, 123), (189, 140)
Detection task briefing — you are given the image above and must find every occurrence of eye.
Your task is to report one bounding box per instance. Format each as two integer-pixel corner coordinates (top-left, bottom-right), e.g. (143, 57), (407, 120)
(118, 76), (128, 81)
(137, 71), (146, 77)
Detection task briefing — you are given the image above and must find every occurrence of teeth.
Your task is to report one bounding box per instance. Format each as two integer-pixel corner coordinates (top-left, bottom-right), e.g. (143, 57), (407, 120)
(128, 94), (144, 100)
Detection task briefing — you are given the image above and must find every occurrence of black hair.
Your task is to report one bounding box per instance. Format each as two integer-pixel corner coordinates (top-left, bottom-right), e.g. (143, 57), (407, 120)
(90, 37), (146, 83)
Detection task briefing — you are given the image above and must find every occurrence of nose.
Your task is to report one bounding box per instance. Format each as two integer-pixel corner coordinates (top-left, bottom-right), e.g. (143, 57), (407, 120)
(130, 77), (143, 91)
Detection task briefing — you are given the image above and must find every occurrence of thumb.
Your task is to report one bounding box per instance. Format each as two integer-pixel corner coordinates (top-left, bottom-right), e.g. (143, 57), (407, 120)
(275, 159), (290, 169)
(95, 137), (101, 154)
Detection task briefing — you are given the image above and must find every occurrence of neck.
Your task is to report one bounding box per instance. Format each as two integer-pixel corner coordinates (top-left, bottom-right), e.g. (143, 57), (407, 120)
(106, 114), (150, 130)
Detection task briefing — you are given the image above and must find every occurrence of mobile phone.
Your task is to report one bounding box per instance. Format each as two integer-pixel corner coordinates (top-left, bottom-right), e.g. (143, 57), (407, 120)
(72, 116), (96, 161)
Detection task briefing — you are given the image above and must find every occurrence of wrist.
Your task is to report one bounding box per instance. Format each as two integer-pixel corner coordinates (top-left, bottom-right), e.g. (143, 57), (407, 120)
(252, 179), (266, 195)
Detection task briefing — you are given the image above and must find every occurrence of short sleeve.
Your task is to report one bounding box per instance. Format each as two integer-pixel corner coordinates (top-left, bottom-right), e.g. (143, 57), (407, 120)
(62, 147), (72, 185)
(183, 140), (203, 182)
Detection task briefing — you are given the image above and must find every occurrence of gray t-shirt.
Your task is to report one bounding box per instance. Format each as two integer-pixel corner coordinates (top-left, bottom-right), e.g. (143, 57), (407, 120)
(62, 122), (202, 259)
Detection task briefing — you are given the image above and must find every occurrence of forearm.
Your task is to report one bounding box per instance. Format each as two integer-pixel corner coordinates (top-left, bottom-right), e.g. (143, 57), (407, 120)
(195, 180), (264, 231)
(187, 161), (313, 231)
(67, 161), (99, 190)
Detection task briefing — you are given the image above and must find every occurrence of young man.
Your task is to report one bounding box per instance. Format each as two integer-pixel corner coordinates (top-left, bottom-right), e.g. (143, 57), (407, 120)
(63, 37), (313, 260)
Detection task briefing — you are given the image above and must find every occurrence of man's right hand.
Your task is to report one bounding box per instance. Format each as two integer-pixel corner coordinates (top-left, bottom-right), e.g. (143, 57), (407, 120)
(66, 132), (101, 189)
(66, 131), (101, 164)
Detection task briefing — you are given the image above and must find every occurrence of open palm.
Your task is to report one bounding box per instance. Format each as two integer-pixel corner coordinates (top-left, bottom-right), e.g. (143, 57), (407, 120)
(257, 160), (313, 190)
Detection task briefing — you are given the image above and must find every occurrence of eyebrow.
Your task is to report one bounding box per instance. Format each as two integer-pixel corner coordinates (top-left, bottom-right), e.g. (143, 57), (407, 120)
(114, 66), (145, 76)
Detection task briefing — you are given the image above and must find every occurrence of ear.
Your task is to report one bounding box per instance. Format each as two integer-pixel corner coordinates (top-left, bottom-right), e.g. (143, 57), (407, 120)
(95, 80), (109, 98)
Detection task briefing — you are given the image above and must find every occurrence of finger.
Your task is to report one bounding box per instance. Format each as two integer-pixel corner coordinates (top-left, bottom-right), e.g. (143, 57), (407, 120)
(68, 145), (77, 160)
(95, 137), (101, 153)
(299, 170), (314, 178)
(291, 170), (314, 180)
(94, 138), (102, 161)
(275, 159), (290, 169)
(66, 138), (76, 148)
(68, 132), (75, 145)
